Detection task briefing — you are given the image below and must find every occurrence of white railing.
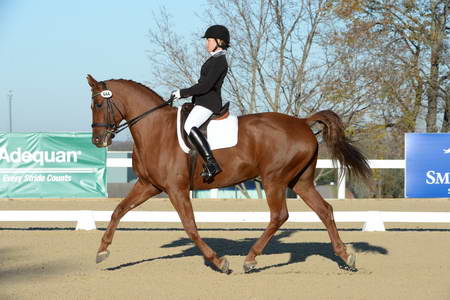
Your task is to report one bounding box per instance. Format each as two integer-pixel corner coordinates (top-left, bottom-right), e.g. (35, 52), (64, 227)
(3, 159), (446, 232)
(1, 210), (449, 231)
(107, 158), (405, 200)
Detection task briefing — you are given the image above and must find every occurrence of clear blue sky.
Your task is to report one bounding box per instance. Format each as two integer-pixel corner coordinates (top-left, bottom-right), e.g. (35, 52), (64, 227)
(0, 0), (207, 139)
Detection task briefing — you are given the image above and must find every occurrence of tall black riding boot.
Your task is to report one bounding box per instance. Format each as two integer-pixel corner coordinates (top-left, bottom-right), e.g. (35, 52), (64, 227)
(189, 127), (222, 182)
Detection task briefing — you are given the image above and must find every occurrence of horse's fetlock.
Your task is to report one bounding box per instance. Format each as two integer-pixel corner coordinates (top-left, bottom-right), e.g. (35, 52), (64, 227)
(250, 247), (261, 257)
(205, 251), (217, 262)
(334, 243), (347, 256)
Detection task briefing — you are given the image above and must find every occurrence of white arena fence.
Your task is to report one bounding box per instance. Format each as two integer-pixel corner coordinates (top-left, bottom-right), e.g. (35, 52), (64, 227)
(2, 159), (448, 231)
(107, 157), (405, 200)
(1, 210), (449, 231)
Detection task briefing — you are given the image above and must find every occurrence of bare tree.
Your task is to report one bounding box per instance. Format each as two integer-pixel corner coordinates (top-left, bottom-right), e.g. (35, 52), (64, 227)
(426, 0), (449, 132)
(330, 0), (449, 133)
(207, 0), (350, 116)
(147, 8), (205, 96)
(147, 0), (371, 118)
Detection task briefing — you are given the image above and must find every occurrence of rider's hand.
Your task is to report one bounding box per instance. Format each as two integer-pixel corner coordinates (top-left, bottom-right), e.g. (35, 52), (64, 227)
(171, 89), (181, 100)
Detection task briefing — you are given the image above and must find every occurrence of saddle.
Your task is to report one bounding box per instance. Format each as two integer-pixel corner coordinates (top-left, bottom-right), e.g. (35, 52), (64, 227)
(180, 102), (230, 148)
(176, 102), (236, 187)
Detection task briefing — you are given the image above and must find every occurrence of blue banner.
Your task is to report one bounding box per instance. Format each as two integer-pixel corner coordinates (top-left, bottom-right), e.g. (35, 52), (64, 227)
(405, 133), (450, 198)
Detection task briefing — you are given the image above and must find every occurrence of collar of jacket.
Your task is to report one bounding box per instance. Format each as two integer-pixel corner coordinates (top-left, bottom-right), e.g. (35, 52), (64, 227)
(209, 49), (226, 57)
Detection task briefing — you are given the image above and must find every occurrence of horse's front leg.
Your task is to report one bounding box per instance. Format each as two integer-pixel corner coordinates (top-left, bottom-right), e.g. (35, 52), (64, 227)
(167, 188), (230, 273)
(96, 179), (160, 263)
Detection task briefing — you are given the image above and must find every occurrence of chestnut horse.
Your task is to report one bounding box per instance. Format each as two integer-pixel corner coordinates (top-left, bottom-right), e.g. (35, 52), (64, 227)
(87, 75), (371, 273)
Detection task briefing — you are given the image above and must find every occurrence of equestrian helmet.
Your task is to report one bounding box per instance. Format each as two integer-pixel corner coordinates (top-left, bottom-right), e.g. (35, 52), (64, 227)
(202, 25), (230, 48)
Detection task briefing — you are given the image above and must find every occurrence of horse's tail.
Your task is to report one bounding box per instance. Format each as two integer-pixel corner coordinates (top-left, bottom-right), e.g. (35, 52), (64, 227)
(306, 110), (372, 186)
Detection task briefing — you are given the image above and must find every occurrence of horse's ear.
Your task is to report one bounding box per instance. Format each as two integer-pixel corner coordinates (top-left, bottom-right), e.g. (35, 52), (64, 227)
(86, 74), (99, 88)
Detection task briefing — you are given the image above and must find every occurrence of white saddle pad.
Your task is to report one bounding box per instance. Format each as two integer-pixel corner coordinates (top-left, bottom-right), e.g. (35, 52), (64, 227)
(177, 106), (238, 154)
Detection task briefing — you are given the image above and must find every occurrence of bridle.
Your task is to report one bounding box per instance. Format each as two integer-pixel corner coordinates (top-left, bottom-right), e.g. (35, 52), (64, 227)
(91, 81), (175, 140)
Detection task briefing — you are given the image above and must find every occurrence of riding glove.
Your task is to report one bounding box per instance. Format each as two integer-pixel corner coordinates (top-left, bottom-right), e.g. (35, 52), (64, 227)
(171, 89), (181, 100)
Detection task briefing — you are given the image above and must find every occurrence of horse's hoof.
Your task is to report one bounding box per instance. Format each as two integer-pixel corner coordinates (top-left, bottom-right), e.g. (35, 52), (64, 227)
(243, 260), (257, 273)
(96, 250), (110, 264)
(340, 253), (357, 272)
(347, 253), (356, 268)
(218, 257), (230, 274)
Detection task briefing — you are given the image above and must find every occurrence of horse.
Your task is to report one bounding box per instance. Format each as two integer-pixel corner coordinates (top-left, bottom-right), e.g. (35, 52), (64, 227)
(87, 74), (371, 273)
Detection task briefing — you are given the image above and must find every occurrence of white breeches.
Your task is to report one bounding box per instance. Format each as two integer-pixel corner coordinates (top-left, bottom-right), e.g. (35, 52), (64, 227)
(184, 105), (213, 134)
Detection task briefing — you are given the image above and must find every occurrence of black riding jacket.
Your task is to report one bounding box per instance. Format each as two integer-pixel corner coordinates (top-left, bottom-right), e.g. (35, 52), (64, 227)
(180, 51), (228, 114)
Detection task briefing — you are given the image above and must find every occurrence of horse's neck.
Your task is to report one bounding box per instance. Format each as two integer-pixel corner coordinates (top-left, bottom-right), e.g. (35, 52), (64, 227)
(111, 81), (165, 121)
(112, 85), (176, 150)
(128, 107), (177, 167)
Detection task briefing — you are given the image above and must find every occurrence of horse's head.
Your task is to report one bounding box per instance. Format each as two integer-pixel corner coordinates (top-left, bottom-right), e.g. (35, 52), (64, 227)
(87, 74), (124, 147)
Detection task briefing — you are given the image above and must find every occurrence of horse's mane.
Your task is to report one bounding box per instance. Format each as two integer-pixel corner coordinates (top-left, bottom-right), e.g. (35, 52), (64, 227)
(109, 79), (164, 100)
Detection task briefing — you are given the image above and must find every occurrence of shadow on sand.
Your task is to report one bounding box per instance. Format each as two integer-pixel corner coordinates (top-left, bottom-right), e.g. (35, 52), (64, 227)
(0, 246), (76, 284)
(1, 226), (444, 274)
(103, 229), (388, 273)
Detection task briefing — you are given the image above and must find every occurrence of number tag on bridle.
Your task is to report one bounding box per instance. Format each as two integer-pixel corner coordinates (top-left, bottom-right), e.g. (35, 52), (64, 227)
(100, 90), (113, 98)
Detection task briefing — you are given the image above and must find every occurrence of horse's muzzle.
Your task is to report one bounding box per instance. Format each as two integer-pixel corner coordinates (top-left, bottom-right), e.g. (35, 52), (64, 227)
(92, 134), (112, 148)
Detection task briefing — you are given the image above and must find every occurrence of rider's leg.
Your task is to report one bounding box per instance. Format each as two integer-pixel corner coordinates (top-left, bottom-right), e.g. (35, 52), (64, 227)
(184, 105), (222, 181)
(184, 105), (213, 134)
(189, 127), (222, 180)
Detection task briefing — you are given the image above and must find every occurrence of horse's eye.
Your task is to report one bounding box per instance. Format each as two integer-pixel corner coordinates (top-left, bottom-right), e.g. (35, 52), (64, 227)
(95, 102), (103, 108)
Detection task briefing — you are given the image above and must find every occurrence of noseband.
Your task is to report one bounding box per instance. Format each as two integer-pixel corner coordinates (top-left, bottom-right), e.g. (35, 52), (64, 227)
(91, 81), (175, 138)
(91, 82), (122, 139)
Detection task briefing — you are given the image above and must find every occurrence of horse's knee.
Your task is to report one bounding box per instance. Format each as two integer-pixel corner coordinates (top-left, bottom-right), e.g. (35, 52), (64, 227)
(111, 205), (125, 219)
(271, 210), (289, 226)
(279, 210), (289, 224)
(112, 202), (134, 221)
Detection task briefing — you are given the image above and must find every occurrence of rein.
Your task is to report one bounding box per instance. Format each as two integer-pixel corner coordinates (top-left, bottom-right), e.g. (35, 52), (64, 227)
(91, 81), (175, 137)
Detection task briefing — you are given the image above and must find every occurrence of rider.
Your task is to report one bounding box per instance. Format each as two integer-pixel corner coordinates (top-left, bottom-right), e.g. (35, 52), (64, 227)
(171, 25), (230, 182)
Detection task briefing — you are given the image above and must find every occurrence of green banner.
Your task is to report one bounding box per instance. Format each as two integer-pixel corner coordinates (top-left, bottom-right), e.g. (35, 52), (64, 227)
(0, 132), (107, 198)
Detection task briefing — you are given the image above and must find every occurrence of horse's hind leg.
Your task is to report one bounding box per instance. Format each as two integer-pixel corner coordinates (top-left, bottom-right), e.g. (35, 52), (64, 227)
(166, 188), (230, 273)
(292, 163), (356, 270)
(243, 182), (288, 272)
(96, 179), (160, 263)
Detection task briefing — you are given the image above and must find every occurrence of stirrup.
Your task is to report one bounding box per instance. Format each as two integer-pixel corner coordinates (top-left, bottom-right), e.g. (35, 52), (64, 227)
(200, 160), (222, 182)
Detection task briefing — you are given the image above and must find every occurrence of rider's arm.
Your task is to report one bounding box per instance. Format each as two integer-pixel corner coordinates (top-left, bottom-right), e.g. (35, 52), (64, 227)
(179, 58), (227, 98)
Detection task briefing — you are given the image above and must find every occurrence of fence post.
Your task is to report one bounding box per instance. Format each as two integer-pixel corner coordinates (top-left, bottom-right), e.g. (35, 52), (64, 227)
(362, 211), (385, 231)
(337, 167), (346, 200)
(76, 210), (96, 230)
